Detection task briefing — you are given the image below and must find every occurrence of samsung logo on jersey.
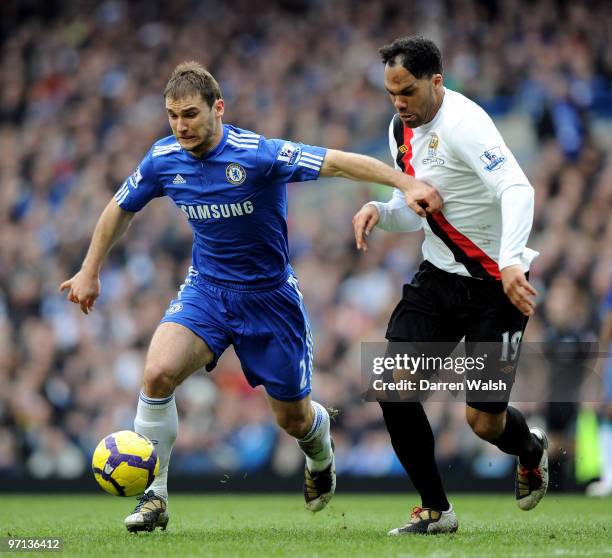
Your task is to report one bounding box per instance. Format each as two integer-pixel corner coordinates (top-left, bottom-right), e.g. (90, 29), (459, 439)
(180, 201), (254, 220)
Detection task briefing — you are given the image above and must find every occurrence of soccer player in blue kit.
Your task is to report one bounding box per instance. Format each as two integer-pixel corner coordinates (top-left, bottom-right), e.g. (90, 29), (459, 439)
(60, 61), (442, 532)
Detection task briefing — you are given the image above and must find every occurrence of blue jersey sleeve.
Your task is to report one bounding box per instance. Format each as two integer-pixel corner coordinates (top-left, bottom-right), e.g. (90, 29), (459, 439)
(113, 150), (163, 212)
(257, 138), (327, 183)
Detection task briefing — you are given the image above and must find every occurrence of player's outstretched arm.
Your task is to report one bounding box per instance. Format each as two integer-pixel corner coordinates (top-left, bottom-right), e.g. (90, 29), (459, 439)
(59, 200), (134, 314)
(319, 149), (442, 217)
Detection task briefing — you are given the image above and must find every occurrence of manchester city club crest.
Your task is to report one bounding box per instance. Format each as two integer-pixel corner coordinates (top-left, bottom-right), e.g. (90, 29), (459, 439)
(225, 163), (246, 185)
(428, 133), (439, 156)
(422, 132), (445, 166)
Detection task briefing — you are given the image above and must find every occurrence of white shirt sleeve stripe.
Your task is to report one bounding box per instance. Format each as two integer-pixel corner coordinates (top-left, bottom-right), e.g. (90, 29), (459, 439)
(297, 161), (320, 171)
(114, 184), (129, 201)
(152, 145), (181, 157)
(153, 143), (180, 151)
(226, 139), (258, 149)
(300, 157), (323, 166)
(228, 131), (260, 139)
(300, 152), (323, 162)
(299, 158), (322, 168)
(227, 132), (259, 143)
(227, 136), (259, 143)
(116, 189), (130, 205)
(227, 141), (259, 147)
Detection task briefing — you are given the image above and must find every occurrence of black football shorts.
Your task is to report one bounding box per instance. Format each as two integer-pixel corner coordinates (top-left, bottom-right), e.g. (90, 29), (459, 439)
(385, 260), (529, 413)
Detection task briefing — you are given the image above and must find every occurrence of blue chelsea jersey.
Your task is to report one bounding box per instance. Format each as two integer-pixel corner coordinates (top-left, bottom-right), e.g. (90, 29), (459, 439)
(114, 125), (326, 285)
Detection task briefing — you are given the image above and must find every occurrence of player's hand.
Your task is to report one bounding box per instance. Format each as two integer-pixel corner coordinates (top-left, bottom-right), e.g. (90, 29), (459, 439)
(403, 180), (443, 217)
(501, 264), (537, 317)
(59, 269), (101, 315)
(352, 204), (380, 252)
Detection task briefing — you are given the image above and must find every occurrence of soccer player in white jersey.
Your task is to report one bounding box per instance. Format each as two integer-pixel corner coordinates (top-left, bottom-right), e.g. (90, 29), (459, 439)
(59, 61), (441, 532)
(353, 36), (549, 534)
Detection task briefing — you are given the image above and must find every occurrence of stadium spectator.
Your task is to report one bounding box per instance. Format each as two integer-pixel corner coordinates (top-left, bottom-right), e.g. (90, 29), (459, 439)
(0, 0), (611, 491)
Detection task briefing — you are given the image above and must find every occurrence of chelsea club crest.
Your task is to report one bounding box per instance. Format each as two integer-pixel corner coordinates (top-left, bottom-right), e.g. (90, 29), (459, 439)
(226, 163), (246, 185)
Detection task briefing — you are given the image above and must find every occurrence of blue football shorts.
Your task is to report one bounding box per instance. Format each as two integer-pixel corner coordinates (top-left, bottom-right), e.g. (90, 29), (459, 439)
(160, 268), (313, 402)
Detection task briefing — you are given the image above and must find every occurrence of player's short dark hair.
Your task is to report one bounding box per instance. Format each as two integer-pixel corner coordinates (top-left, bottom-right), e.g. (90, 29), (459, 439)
(379, 36), (442, 79)
(164, 61), (222, 108)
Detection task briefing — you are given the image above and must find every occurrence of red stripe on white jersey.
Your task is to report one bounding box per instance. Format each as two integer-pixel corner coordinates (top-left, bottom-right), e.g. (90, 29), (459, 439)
(430, 212), (501, 279)
(402, 127), (415, 177)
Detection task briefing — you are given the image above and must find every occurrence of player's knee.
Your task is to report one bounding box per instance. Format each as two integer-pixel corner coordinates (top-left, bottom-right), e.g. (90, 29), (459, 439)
(467, 413), (503, 441)
(142, 363), (179, 398)
(276, 413), (311, 438)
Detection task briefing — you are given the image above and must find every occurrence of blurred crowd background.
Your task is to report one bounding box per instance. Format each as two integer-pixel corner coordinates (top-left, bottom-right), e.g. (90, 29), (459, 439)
(1, 0), (611, 489)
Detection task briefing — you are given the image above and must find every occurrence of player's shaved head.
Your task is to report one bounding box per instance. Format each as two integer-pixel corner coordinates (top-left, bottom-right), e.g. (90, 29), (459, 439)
(164, 61), (222, 108)
(379, 36), (442, 79)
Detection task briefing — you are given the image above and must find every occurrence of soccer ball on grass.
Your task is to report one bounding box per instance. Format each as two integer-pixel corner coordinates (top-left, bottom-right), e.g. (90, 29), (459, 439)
(92, 431), (159, 496)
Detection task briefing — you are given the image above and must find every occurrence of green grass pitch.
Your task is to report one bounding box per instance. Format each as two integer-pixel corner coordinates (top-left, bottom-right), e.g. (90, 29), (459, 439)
(1, 494), (610, 557)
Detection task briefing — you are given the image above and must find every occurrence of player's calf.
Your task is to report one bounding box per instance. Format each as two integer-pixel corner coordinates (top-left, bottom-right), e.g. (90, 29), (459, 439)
(268, 396), (335, 511)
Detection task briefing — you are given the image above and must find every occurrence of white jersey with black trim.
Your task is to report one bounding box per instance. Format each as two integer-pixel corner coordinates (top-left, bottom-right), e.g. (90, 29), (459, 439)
(376, 88), (538, 280)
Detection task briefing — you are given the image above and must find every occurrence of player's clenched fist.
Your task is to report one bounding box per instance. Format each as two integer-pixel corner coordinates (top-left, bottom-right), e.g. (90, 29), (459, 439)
(352, 204), (380, 252)
(59, 269), (101, 315)
(403, 181), (443, 217)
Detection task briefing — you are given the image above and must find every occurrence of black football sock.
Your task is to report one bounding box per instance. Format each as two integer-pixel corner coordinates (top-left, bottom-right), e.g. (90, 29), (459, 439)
(490, 406), (542, 467)
(379, 400), (450, 511)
